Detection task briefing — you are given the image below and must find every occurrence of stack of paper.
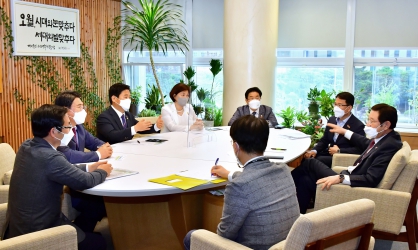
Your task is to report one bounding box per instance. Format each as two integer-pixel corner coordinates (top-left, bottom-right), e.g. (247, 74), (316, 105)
(279, 129), (311, 139)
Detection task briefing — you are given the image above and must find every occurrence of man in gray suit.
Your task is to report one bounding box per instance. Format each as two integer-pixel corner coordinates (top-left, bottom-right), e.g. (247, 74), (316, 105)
(3, 104), (113, 250)
(184, 115), (299, 250)
(227, 87), (278, 127)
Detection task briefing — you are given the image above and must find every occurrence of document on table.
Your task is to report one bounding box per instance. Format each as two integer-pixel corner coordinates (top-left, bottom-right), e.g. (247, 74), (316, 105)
(176, 169), (226, 183)
(278, 129), (311, 139)
(148, 175), (210, 190)
(106, 168), (139, 180)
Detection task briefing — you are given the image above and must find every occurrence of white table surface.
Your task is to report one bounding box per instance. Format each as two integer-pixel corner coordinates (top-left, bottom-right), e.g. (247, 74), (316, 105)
(83, 127), (310, 197)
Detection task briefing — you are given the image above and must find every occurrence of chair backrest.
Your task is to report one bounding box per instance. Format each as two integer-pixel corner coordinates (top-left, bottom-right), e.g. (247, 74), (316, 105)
(391, 149), (418, 193)
(0, 144), (15, 185)
(282, 199), (375, 250)
(376, 141), (411, 190)
(0, 203), (7, 235)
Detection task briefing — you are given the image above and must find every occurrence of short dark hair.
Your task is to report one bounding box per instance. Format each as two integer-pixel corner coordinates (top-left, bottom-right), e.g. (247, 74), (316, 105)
(230, 115), (269, 154)
(169, 83), (190, 102)
(371, 103), (397, 129)
(54, 91), (82, 109)
(31, 104), (68, 138)
(335, 92), (355, 106)
(109, 83), (131, 104)
(245, 87), (262, 99)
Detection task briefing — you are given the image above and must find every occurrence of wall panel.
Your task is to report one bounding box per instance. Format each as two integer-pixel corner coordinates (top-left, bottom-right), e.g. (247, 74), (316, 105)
(0, 0), (121, 151)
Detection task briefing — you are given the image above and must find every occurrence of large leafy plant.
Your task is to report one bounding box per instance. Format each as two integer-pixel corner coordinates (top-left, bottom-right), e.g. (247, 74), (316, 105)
(145, 84), (165, 113)
(121, 0), (189, 108)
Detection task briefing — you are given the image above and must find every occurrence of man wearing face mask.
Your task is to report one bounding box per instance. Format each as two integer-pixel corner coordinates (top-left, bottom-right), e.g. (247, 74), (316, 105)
(55, 91), (113, 163)
(183, 115), (299, 250)
(292, 103), (402, 214)
(304, 92), (365, 167)
(96, 83), (164, 144)
(3, 104), (113, 250)
(161, 83), (203, 132)
(227, 87), (278, 127)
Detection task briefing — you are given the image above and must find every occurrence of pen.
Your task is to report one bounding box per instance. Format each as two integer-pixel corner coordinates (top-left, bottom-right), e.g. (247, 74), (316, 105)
(271, 148), (286, 151)
(212, 158), (219, 177)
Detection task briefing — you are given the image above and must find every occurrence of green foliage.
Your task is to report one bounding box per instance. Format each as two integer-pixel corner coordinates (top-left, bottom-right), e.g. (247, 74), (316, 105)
(105, 17), (123, 83)
(296, 110), (309, 123)
(196, 88), (208, 103)
(131, 85), (142, 105)
(299, 116), (324, 148)
(138, 108), (158, 117)
(307, 86), (321, 102)
(213, 107), (223, 127)
(145, 84), (165, 113)
(316, 89), (336, 119)
(121, 0), (189, 107)
(277, 107), (296, 128)
(192, 104), (204, 116)
(183, 66), (197, 104)
(13, 89), (35, 119)
(0, 6), (14, 57)
(209, 59), (222, 99)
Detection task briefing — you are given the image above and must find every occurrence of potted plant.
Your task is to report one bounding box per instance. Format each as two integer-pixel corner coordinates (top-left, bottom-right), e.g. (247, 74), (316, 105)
(121, 0), (189, 108)
(129, 85), (142, 116)
(277, 107), (297, 128)
(145, 84), (165, 114)
(316, 89), (336, 120)
(307, 86), (321, 120)
(204, 59), (223, 126)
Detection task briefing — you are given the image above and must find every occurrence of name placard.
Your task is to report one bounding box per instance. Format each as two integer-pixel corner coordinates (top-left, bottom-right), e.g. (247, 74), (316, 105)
(11, 0), (80, 57)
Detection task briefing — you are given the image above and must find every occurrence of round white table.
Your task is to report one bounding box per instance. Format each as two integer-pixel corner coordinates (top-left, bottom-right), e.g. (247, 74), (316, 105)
(83, 127), (310, 249)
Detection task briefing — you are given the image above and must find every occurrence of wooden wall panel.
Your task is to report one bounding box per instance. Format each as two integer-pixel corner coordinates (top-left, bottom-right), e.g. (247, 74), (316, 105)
(0, 0), (121, 151)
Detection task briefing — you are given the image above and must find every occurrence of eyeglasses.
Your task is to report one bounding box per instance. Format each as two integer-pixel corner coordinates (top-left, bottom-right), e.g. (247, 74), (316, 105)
(55, 125), (73, 132)
(334, 103), (348, 108)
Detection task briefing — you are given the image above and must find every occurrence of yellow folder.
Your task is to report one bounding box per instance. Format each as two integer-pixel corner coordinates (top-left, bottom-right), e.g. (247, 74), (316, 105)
(149, 174), (210, 190)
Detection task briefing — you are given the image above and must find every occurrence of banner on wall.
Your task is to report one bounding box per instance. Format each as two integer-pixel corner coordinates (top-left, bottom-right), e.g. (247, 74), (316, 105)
(10, 0), (80, 57)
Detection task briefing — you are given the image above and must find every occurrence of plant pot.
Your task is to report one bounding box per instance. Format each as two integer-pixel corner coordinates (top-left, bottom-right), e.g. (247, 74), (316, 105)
(308, 101), (320, 120)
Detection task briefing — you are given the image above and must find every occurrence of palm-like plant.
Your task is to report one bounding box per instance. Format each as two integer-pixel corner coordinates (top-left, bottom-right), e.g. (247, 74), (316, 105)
(121, 0), (189, 107)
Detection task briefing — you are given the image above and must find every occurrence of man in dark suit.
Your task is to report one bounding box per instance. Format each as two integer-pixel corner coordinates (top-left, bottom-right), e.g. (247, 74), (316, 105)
(54, 91), (112, 234)
(55, 91), (113, 163)
(304, 92), (365, 167)
(292, 103), (402, 214)
(4, 104), (113, 250)
(96, 83), (164, 144)
(227, 87), (278, 127)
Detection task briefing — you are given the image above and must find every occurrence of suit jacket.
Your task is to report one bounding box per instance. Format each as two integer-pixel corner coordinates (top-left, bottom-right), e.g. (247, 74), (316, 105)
(218, 160), (299, 250)
(161, 103), (197, 132)
(96, 106), (158, 144)
(57, 124), (104, 164)
(314, 115), (365, 155)
(227, 105), (278, 126)
(341, 130), (403, 187)
(4, 137), (107, 242)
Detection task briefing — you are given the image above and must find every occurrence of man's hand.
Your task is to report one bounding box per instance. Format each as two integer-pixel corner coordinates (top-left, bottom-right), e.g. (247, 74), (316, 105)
(134, 119), (152, 132)
(97, 142), (113, 159)
(98, 163), (113, 177)
(327, 123), (347, 135)
(316, 175), (341, 190)
(156, 115), (163, 129)
(211, 165), (230, 179)
(89, 161), (113, 176)
(328, 145), (339, 155)
(304, 151), (317, 159)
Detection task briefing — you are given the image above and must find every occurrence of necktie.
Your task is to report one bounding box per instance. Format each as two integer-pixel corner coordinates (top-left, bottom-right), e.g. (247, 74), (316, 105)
(72, 127), (79, 150)
(121, 114), (127, 128)
(252, 111), (257, 116)
(353, 140), (375, 166)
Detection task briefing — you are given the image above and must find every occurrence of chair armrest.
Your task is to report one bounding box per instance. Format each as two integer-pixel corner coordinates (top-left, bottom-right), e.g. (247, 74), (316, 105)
(332, 166), (348, 174)
(314, 185), (411, 235)
(331, 154), (360, 168)
(0, 225), (77, 250)
(268, 240), (285, 250)
(0, 186), (9, 204)
(191, 229), (252, 250)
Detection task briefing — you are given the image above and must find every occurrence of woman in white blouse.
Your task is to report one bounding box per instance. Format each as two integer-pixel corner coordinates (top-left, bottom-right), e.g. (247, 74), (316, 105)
(161, 83), (204, 132)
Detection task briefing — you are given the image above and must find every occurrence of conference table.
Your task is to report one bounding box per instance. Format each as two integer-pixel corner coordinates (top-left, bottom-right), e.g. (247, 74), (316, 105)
(83, 127), (310, 249)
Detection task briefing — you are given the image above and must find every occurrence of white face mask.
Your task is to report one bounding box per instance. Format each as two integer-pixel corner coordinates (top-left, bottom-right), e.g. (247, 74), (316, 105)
(248, 99), (261, 110)
(118, 98), (131, 111)
(364, 123), (384, 139)
(54, 128), (74, 146)
(333, 106), (347, 118)
(70, 109), (87, 125)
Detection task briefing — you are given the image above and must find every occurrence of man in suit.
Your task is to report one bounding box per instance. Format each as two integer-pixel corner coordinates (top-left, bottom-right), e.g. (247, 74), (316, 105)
(292, 103), (402, 214)
(55, 91), (113, 163)
(304, 92), (365, 167)
(227, 87), (278, 127)
(96, 83), (164, 144)
(54, 91), (112, 234)
(184, 115), (299, 250)
(3, 104), (113, 250)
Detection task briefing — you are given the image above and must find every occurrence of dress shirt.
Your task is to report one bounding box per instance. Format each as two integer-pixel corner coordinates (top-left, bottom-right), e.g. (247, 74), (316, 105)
(111, 105), (160, 135)
(248, 107), (259, 118)
(333, 114), (352, 141)
(73, 126), (102, 160)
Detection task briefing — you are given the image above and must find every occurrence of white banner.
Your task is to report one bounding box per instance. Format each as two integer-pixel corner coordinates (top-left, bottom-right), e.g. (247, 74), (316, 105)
(11, 0), (80, 57)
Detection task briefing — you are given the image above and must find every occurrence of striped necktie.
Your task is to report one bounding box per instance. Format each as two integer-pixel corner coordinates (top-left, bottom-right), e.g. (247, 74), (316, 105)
(121, 114), (127, 128)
